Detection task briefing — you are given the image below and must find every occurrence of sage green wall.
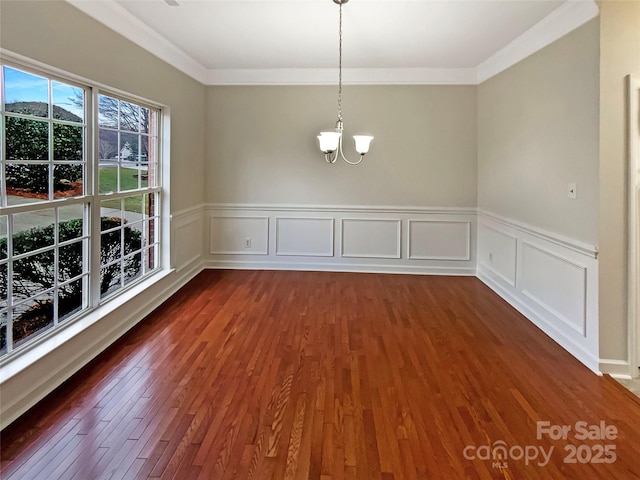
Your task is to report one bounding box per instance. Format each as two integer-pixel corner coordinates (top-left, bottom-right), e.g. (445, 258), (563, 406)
(0, 0), (206, 213)
(477, 20), (600, 245)
(205, 85), (477, 207)
(598, 0), (640, 365)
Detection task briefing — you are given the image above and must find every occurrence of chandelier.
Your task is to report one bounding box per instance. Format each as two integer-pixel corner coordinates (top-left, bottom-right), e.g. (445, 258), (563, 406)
(317, 0), (373, 165)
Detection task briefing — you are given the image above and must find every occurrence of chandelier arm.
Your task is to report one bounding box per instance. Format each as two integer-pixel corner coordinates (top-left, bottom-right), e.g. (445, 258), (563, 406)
(337, 136), (364, 165)
(342, 152), (364, 165)
(325, 151), (338, 164)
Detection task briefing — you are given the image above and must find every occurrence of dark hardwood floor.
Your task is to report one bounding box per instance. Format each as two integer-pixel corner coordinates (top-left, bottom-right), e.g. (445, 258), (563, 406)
(1, 270), (640, 479)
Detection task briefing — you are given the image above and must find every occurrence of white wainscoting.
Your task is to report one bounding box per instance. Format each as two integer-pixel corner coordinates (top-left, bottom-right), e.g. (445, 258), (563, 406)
(173, 204), (205, 271)
(477, 210), (599, 373)
(408, 220), (471, 260)
(341, 219), (401, 259)
(205, 204), (477, 275)
(477, 224), (517, 287)
(210, 216), (269, 255)
(276, 217), (334, 257)
(520, 242), (587, 336)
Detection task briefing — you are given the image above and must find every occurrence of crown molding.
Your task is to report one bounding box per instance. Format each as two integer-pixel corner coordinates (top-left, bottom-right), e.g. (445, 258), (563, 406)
(206, 67), (477, 85)
(65, 0), (209, 84)
(476, 0), (599, 83)
(65, 0), (599, 86)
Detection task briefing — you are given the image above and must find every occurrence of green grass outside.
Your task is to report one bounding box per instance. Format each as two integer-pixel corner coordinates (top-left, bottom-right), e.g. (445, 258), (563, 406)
(99, 166), (149, 213)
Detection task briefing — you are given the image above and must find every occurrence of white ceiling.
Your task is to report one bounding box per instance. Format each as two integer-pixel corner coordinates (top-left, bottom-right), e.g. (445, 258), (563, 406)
(66, 0), (599, 85)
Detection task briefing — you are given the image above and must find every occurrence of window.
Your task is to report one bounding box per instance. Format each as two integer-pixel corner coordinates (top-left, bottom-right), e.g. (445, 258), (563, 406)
(0, 62), (162, 357)
(96, 95), (160, 299)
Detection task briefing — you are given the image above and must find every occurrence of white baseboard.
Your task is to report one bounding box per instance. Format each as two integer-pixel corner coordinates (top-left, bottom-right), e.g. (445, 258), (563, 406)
(206, 259), (476, 276)
(599, 359), (634, 379)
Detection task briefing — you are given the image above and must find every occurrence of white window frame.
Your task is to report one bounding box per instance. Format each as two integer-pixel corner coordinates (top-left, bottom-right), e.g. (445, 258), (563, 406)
(0, 52), (171, 363)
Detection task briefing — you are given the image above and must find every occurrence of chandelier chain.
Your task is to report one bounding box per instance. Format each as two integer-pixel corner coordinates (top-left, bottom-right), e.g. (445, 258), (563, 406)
(317, 0), (371, 166)
(337, 2), (343, 122)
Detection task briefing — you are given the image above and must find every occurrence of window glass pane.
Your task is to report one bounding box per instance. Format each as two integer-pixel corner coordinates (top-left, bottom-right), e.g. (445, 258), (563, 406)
(100, 263), (121, 299)
(3, 67), (49, 117)
(101, 229), (122, 264)
(5, 116), (49, 160)
(13, 208), (55, 254)
(6, 163), (49, 204)
(13, 208), (55, 255)
(101, 200), (122, 230)
(120, 164), (138, 192)
(54, 164), (83, 199)
(145, 163), (157, 189)
(139, 164), (149, 189)
(120, 101), (140, 132)
(58, 205), (84, 241)
(146, 218), (157, 249)
(124, 194), (144, 217)
(128, 221), (144, 251)
(0, 216), (7, 260)
(59, 278), (84, 322)
(124, 223), (142, 254)
(59, 241), (83, 282)
(52, 81), (84, 122)
(140, 135), (149, 161)
(124, 252), (142, 286)
(99, 164), (118, 194)
(140, 107), (150, 134)
(120, 132), (139, 164)
(98, 129), (118, 161)
(0, 263), (7, 308)
(13, 293), (53, 347)
(145, 245), (156, 271)
(0, 311), (7, 354)
(124, 223), (142, 255)
(53, 123), (83, 160)
(145, 193), (156, 218)
(14, 251), (54, 298)
(98, 95), (118, 129)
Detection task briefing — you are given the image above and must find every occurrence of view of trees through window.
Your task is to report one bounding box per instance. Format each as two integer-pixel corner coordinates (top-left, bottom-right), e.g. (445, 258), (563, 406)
(0, 63), (161, 356)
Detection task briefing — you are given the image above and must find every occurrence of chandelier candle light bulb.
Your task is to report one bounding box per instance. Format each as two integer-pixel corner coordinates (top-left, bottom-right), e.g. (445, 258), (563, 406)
(353, 135), (374, 154)
(318, 0), (373, 165)
(317, 131), (341, 154)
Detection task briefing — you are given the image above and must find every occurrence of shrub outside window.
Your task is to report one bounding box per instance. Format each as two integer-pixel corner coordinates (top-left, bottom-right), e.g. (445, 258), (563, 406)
(0, 62), (162, 357)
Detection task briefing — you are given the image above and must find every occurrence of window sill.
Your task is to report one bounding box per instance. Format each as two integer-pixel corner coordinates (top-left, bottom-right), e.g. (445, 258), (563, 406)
(0, 268), (174, 384)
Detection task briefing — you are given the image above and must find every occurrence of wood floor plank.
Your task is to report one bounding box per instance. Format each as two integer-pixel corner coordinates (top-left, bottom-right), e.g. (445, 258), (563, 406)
(2, 270), (640, 479)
